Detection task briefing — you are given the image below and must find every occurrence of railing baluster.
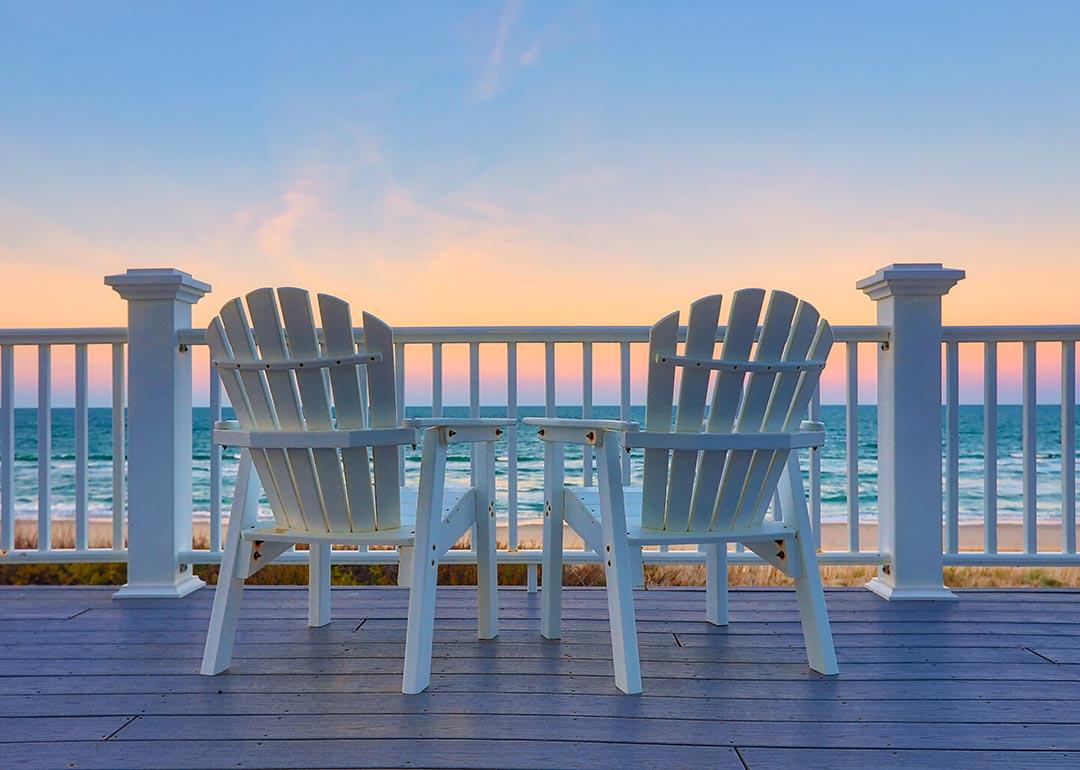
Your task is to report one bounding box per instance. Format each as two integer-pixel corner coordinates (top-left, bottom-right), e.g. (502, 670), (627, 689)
(983, 342), (997, 554)
(506, 342), (518, 550)
(74, 344), (88, 551)
(582, 342), (593, 487)
(542, 340), (557, 572)
(539, 340), (558, 581)
(1063, 341), (1076, 555)
(37, 345), (51, 550)
(810, 387), (822, 549)
(431, 343), (443, 418)
(544, 342), (556, 418)
(945, 341), (959, 554)
(469, 341), (480, 489)
(209, 365), (222, 552)
(846, 342), (859, 553)
(620, 341), (631, 479)
(1, 345), (13, 552)
(111, 343), (125, 551)
(1022, 341), (1037, 553)
(395, 341), (405, 486)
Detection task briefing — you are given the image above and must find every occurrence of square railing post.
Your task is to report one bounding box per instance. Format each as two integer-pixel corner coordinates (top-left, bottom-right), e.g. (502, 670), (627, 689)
(858, 263), (964, 601)
(106, 268), (211, 599)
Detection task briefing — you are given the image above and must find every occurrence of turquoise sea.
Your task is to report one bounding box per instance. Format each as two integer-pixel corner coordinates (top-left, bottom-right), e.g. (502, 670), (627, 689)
(3, 405), (1078, 524)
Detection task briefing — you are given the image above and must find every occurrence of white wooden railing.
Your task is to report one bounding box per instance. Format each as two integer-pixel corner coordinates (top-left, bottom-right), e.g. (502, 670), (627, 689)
(0, 265), (1076, 601)
(941, 326), (1080, 565)
(0, 328), (126, 561)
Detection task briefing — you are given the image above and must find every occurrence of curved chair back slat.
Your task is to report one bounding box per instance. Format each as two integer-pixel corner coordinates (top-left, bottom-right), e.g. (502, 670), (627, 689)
(279, 288), (352, 532)
(319, 293), (379, 531)
(361, 310), (402, 530)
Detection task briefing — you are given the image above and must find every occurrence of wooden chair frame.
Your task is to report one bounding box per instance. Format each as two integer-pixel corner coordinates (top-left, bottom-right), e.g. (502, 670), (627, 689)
(525, 290), (839, 694)
(198, 287), (512, 694)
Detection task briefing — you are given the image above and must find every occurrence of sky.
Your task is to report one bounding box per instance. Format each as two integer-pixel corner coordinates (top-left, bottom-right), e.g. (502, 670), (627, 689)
(1, 1), (1079, 405)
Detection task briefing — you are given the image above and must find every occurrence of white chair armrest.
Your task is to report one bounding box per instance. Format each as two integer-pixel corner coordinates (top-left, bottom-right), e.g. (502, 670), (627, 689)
(403, 417), (515, 428)
(521, 417), (639, 431)
(523, 417), (640, 445)
(403, 418), (513, 443)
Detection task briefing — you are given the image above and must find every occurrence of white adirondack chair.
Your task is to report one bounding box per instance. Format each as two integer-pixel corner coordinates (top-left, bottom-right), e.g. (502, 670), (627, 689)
(199, 288), (511, 694)
(524, 290), (838, 694)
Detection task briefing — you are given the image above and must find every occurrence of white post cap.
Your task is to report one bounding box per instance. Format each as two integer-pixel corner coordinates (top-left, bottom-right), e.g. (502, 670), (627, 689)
(105, 268), (211, 303)
(856, 263), (965, 300)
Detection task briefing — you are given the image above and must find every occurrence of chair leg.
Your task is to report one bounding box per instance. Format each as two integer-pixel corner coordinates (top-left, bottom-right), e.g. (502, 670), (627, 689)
(541, 442), (564, 640)
(781, 453), (838, 675)
(403, 428), (446, 694)
(474, 442), (499, 640)
(202, 451), (259, 676)
(705, 543), (728, 626)
(397, 545), (414, 588)
(631, 546), (645, 589)
(597, 433), (642, 694)
(201, 536), (252, 675)
(308, 543), (331, 628)
(792, 533), (838, 675)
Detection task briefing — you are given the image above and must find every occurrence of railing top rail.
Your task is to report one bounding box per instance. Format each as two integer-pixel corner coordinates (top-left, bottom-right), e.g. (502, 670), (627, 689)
(943, 325), (1080, 343)
(177, 325), (892, 346)
(0, 328), (127, 345)
(4, 324), (1079, 347)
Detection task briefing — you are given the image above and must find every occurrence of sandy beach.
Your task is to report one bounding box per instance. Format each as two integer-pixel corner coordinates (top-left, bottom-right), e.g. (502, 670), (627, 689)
(12, 517), (1080, 555)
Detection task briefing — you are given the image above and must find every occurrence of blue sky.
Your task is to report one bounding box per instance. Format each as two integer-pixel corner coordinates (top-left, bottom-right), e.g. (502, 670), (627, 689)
(2, 1), (1079, 403)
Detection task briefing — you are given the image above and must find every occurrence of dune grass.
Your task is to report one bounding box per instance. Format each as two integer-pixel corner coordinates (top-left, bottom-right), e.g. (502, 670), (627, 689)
(3, 561), (1080, 589)
(2, 519), (1079, 588)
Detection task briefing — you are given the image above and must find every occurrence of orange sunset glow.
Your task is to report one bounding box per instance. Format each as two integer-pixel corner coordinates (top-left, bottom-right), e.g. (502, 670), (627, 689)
(1, 3), (1077, 406)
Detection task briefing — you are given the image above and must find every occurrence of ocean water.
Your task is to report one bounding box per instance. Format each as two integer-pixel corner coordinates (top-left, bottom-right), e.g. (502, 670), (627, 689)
(4, 405), (1078, 524)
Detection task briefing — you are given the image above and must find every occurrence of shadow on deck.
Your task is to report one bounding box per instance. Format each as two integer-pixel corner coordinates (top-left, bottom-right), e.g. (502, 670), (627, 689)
(1, 586), (1079, 769)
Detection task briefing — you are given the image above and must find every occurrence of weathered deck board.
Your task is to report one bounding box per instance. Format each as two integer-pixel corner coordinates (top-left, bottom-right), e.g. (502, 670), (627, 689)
(0, 738), (743, 769)
(0, 640), (1043, 664)
(3, 691), (1074, 724)
(1, 586), (1078, 768)
(5, 657), (1078, 682)
(738, 748), (1080, 770)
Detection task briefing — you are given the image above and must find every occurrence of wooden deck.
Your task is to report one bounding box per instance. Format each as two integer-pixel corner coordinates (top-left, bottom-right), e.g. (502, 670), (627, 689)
(2, 586), (1079, 769)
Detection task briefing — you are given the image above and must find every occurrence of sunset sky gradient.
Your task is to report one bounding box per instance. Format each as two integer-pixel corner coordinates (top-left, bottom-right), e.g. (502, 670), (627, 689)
(1, 1), (1078, 404)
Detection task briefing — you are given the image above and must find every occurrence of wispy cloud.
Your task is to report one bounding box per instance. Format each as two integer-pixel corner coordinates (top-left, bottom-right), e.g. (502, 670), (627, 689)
(519, 38), (542, 66)
(255, 180), (320, 257)
(243, 129), (383, 259)
(474, 0), (543, 101)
